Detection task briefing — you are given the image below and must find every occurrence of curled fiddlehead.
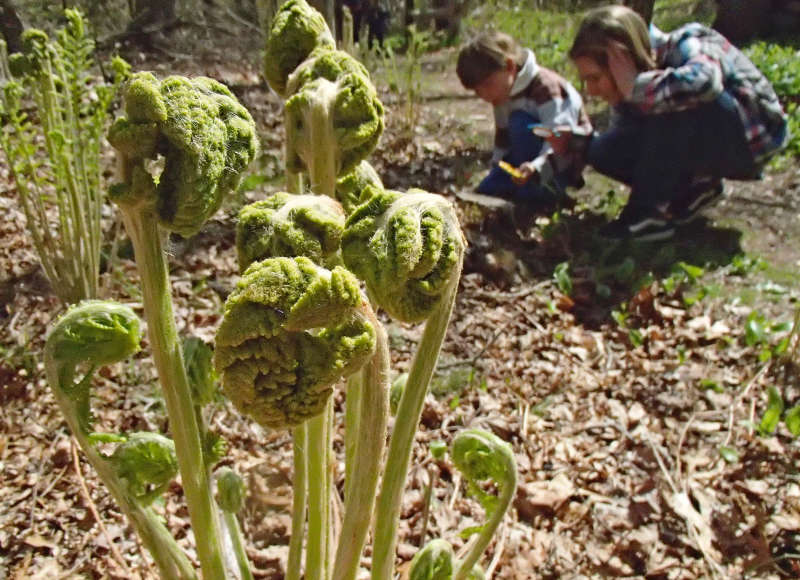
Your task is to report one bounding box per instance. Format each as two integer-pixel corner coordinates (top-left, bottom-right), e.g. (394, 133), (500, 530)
(342, 189), (466, 323)
(108, 72), (259, 236)
(450, 429), (517, 580)
(409, 539), (455, 580)
(335, 160), (383, 215)
(284, 54), (384, 192)
(45, 300), (142, 433)
(263, 0), (335, 98)
(214, 256), (376, 429)
(44, 301), (196, 579)
(110, 432), (179, 506)
(236, 192), (346, 270)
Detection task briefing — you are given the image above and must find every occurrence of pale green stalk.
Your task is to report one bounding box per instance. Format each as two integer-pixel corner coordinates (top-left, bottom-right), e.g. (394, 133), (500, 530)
(222, 511), (254, 580)
(287, 424), (308, 580)
(371, 267), (462, 580)
(305, 401), (332, 580)
(301, 81), (341, 580)
(118, 202), (227, 579)
(453, 479), (516, 578)
(343, 371), (362, 502)
(305, 79), (340, 198)
(333, 310), (389, 580)
(286, 167), (308, 580)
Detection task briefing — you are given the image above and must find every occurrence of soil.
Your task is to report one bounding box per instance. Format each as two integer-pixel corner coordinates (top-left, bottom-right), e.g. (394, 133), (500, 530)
(1, 38), (799, 580)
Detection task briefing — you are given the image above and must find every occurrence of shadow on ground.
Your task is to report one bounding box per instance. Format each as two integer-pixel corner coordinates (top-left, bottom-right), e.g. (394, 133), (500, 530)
(463, 206), (745, 327)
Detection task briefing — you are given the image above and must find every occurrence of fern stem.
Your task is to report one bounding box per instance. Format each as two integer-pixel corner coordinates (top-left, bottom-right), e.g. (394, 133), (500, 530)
(287, 423), (308, 580)
(119, 204), (227, 579)
(333, 312), (390, 580)
(371, 267), (462, 580)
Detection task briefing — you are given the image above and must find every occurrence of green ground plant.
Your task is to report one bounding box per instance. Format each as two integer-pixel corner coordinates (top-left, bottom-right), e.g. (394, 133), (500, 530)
(0, 9), (129, 304)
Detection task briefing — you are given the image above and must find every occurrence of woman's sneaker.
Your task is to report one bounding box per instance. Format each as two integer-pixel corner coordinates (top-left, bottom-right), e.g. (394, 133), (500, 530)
(671, 178), (725, 224)
(598, 204), (676, 242)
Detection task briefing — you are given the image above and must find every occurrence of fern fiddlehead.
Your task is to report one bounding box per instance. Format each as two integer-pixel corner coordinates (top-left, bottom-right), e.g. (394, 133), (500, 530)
(44, 301), (195, 579)
(109, 71), (258, 579)
(450, 429), (517, 580)
(215, 255), (376, 428)
(236, 192), (346, 270)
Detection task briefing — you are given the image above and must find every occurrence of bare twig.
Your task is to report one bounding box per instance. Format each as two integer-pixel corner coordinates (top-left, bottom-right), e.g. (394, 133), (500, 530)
(722, 362), (772, 448)
(70, 438), (133, 577)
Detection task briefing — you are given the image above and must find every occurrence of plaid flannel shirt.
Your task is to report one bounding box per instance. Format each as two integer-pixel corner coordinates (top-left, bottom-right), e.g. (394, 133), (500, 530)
(630, 24), (787, 163)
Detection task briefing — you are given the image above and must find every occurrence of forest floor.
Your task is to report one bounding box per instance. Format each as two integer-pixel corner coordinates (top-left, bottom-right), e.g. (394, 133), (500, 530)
(1, 27), (800, 580)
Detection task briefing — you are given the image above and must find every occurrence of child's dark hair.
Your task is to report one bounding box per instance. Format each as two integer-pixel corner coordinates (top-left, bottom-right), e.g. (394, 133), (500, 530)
(456, 31), (526, 89)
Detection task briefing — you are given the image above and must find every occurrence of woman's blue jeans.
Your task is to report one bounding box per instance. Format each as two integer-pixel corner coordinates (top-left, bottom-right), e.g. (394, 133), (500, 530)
(587, 92), (760, 209)
(477, 110), (568, 204)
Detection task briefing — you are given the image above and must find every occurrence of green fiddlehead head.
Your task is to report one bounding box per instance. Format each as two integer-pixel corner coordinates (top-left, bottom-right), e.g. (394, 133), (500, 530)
(215, 467), (246, 513)
(108, 72), (258, 236)
(284, 62), (384, 180)
(451, 429), (516, 518)
(263, 0), (335, 98)
(236, 192), (346, 270)
(109, 432), (179, 506)
(335, 159), (383, 214)
(450, 429), (517, 579)
(409, 539), (455, 580)
(44, 300), (142, 433)
(214, 256), (376, 429)
(341, 189), (466, 323)
(285, 48), (369, 95)
(8, 29), (51, 77)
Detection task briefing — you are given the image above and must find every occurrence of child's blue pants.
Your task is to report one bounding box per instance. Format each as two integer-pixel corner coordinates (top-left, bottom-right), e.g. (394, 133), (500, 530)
(477, 110), (568, 204)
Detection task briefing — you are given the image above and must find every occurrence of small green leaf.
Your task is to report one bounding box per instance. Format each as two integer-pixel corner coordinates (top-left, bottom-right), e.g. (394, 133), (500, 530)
(719, 446), (739, 463)
(429, 440), (447, 460)
(784, 405), (800, 437)
(745, 312), (766, 347)
(553, 262), (572, 295)
(89, 432), (127, 444)
(758, 386), (784, 435)
(678, 262), (704, 281)
(614, 257), (635, 282)
(699, 379), (723, 393)
(449, 395), (460, 410)
(628, 328), (643, 347)
(459, 524), (484, 539)
(237, 173), (270, 193)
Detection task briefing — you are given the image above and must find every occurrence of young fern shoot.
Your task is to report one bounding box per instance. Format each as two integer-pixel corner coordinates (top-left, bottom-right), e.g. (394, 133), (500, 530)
(341, 187), (466, 579)
(108, 71), (258, 579)
(44, 301), (196, 580)
(450, 429), (518, 579)
(0, 10), (129, 303)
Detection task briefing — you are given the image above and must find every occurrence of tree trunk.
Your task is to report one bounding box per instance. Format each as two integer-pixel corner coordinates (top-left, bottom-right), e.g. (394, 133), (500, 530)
(128, 0), (177, 31)
(713, 0), (772, 43)
(0, 0), (24, 54)
(623, 0), (655, 24)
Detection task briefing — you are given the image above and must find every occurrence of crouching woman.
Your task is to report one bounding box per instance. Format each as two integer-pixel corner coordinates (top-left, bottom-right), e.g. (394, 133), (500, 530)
(550, 5), (787, 241)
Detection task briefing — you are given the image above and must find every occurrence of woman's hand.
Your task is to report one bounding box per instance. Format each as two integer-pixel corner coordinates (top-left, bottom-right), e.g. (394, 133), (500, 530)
(607, 41), (637, 100)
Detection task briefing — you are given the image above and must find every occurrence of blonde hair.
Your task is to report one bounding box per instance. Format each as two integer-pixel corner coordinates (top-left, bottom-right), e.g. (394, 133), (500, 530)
(569, 5), (655, 72)
(456, 31), (527, 89)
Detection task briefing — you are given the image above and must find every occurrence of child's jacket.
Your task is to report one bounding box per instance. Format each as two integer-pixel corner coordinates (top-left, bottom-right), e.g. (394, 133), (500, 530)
(493, 49), (593, 187)
(630, 24), (787, 164)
